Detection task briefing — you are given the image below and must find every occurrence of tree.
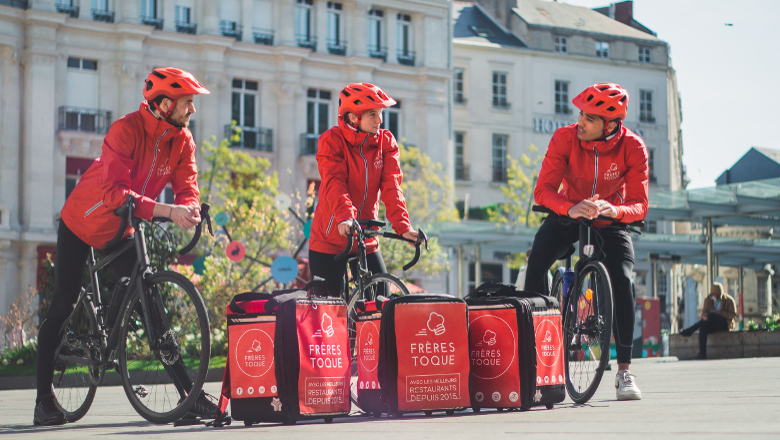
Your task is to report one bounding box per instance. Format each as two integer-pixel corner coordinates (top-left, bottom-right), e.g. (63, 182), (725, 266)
(487, 144), (545, 268)
(379, 144), (459, 279)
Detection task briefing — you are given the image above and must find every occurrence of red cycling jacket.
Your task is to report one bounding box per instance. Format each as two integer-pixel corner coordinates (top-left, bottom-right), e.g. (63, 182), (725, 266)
(60, 102), (200, 249)
(309, 118), (413, 255)
(534, 123), (649, 224)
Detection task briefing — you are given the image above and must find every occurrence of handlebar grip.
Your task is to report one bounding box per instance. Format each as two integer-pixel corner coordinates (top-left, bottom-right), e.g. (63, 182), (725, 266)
(335, 220), (358, 262)
(532, 205), (552, 214)
(179, 202), (213, 255)
(105, 195), (134, 250)
(402, 228), (428, 271)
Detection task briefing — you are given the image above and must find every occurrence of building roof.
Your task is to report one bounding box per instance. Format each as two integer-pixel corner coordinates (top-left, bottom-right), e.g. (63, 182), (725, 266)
(716, 147), (780, 185)
(453, 2), (527, 48)
(512, 0), (659, 41)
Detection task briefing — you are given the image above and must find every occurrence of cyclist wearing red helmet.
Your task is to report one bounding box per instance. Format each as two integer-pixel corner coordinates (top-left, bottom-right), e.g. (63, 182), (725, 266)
(34, 68), (215, 425)
(309, 83), (418, 297)
(526, 83), (648, 401)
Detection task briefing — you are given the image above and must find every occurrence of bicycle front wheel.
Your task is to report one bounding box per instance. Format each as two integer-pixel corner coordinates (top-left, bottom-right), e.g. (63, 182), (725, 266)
(563, 261), (613, 404)
(53, 294), (99, 422)
(118, 271), (210, 424)
(347, 273), (410, 411)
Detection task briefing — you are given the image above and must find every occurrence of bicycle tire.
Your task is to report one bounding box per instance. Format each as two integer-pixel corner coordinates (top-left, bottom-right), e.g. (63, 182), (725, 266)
(118, 271), (210, 424)
(52, 293), (99, 422)
(563, 261), (613, 404)
(550, 269), (564, 310)
(347, 273), (410, 410)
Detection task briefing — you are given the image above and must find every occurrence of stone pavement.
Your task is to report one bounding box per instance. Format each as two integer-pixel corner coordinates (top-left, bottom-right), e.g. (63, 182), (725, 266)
(1, 357), (779, 439)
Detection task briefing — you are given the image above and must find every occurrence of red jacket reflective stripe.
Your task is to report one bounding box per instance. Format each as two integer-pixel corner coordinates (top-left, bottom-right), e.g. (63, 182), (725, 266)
(309, 118), (413, 255)
(534, 124), (648, 224)
(60, 102), (199, 249)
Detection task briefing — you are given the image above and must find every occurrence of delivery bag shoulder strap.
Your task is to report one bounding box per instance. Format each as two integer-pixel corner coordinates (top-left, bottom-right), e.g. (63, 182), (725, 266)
(468, 282), (556, 307)
(228, 292), (274, 314)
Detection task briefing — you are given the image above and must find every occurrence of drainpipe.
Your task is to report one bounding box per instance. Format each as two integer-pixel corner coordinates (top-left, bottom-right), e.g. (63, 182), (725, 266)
(705, 218), (714, 295)
(738, 265), (744, 330)
(652, 260), (658, 299)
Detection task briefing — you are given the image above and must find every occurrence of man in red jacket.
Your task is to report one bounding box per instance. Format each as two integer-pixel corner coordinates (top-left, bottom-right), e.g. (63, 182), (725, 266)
(34, 68), (213, 425)
(309, 83), (417, 298)
(525, 83), (648, 401)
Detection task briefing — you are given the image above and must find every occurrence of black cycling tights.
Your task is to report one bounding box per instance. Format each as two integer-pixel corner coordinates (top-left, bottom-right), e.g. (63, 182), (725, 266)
(525, 217), (636, 365)
(309, 249), (387, 299)
(36, 220), (135, 402)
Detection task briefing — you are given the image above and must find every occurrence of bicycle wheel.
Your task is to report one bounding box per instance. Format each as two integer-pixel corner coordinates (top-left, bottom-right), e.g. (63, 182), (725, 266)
(550, 269), (564, 308)
(563, 261), (612, 404)
(52, 294), (99, 422)
(347, 273), (410, 410)
(118, 271), (210, 424)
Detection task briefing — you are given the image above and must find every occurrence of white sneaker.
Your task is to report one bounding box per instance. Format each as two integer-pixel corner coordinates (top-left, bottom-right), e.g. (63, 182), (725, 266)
(615, 369), (642, 401)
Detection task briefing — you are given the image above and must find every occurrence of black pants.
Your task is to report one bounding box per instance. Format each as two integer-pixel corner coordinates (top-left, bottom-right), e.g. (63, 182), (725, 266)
(36, 220), (136, 401)
(686, 312), (729, 356)
(525, 217), (636, 364)
(309, 249), (387, 299)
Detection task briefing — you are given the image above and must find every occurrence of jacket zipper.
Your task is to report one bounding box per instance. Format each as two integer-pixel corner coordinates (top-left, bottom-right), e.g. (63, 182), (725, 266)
(141, 129), (169, 196)
(356, 136), (370, 220)
(326, 214), (335, 235)
(591, 145), (599, 197)
(83, 201), (103, 218)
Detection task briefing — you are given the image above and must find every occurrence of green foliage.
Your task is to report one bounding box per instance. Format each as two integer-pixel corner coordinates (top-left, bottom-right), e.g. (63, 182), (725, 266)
(379, 144), (458, 278)
(746, 314), (780, 332)
(1, 287), (40, 366)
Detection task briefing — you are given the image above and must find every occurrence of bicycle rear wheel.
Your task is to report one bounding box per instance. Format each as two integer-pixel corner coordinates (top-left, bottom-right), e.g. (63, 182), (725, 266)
(347, 273), (410, 411)
(118, 271), (210, 424)
(550, 269), (564, 309)
(563, 261), (612, 404)
(52, 294), (99, 422)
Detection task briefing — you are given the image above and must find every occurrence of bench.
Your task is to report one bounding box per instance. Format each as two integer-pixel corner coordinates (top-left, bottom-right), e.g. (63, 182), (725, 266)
(670, 330), (780, 359)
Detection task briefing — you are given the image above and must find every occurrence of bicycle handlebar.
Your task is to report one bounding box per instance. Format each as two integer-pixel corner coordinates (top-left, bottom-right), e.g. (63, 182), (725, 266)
(532, 205), (644, 229)
(105, 195), (214, 254)
(334, 219), (429, 271)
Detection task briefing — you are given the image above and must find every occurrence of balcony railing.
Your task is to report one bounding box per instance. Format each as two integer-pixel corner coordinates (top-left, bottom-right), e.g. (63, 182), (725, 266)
(300, 133), (319, 155)
(252, 28), (274, 45)
(225, 125), (273, 152)
(327, 39), (347, 56)
(555, 106), (572, 116)
(296, 34), (317, 50)
(367, 46), (387, 61)
(0, 0), (28, 9)
(58, 106), (112, 135)
(91, 8), (114, 23)
(397, 50), (415, 66)
(492, 100), (511, 110)
(221, 20), (242, 41)
(455, 164), (470, 181)
(175, 21), (197, 34)
(56, 4), (79, 18)
(141, 16), (163, 30)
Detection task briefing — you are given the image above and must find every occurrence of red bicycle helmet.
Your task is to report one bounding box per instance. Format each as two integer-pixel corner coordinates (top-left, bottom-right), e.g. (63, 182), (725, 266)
(144, 68), (209, 119)
(338, 83), (396, 117)
(572, 83), (628, 121)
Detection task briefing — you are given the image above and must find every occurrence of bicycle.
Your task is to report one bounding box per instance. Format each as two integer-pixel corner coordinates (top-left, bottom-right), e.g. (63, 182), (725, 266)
(334, 219), (428, 409)
(51, 195), (214, 424)
(532, 205), (642, 404)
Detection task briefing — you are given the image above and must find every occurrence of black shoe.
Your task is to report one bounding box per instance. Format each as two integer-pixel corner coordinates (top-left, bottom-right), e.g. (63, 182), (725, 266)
(182, 392), (219, 420)
(33, 395), (67, 426)
(696, 352), (707, 360)
(680, 327), (695, 337)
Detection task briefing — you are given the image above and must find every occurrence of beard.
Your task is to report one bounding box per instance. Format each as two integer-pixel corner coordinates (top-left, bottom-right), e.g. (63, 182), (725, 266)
(169, 112), (191, 128)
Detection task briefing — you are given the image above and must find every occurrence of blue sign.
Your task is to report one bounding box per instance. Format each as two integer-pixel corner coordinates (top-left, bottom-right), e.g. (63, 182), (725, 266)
(271, 256), (299, 284)
(303, 219), (313, 239)
(193, 257), (206, 275)
(214, 212), (229, 226)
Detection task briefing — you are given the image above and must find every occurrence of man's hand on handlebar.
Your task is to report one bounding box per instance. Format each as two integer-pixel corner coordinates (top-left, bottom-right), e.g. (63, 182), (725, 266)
(594, 199), (618, 219)
(153, 203), (201, 230)
(567, 195), (601, 220)
(402, 230), (418, 242)
(337, 220), (354, 237)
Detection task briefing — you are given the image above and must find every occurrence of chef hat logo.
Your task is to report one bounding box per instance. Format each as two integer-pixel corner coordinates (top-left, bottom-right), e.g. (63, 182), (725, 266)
(483, 330), (497, 346)
(251, 340), (262, 352)
(322, 313), (334, 337)
(543, 330), (552, 343)
(427, 312), (446, 336)
(367, 333), (374, 345)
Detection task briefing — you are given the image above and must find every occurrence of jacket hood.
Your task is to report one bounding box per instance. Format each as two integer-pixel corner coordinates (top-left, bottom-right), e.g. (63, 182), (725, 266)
(578, 121), (626, 154)
(337, 116), (380, 148)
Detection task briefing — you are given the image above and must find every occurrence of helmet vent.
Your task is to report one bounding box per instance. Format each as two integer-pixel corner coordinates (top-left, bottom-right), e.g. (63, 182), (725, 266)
(366, 95), (376, 102)
(609, 92), (619, 96)
(353, 87), (363, 92)
(586, 94), (594, 102)
(152, 70), (167, 79)
(342, 90), (351, 97)
(145, 80), (154, 91)
(353, 99), (363, 106)
(594, 100), (605, 107)
(170, 82), (182, 89)
(598, 86), (609, 91)
(619, 96), (627, 103)
(606, 106), (616, 112)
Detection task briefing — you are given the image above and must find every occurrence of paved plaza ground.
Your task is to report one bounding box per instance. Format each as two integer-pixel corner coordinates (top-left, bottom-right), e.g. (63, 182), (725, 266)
(1, 356), (779, 439)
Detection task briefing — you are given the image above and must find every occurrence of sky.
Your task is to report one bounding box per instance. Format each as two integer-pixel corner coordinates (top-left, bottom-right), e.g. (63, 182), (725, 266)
(557, 0), (780, 189)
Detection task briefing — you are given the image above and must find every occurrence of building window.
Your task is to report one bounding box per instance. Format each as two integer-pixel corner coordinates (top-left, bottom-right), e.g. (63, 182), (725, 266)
(454, 69), (465, 104)
(554, 36), (567, 53)
(657, 268), (668, 294)
(397, 13), (414, 65)
(157, 186), (175, 205)
(641, 220), (657, 234)
(648, 148), (657, 182)
(296, 0), (315, 48)
(232, 79), (258, 128)
(492, 134), (508, 182)
(302, 89), (331, 154)
(758, 277), (767, 307)
(56, 0), (79, 18)
(492, 72), (508, 109)
(91, 0), (114, 22)
(639, 46), (652, 63)
(640, 89), (655, 123)
(367, 9), (385, 59)
(455, 132), (469, 181)
(380, 101), (401, 140)
(68, 57), (98, 71)
(596, 41), (610, 58)
(65, 157), (96, 199)
(175, 2), (196, 34)
(326, 2), (345, 55)
(252, 0), (273, 44)
(141, 0), (157, 18)
(555, 80), (570, 115)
